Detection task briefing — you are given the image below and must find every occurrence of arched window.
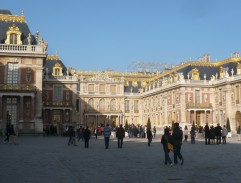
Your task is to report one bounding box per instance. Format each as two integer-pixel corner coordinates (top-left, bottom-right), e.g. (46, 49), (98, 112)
(88, 98), (94, 110)
(99, 99), (105, 111)
(110, 99), (116, 111)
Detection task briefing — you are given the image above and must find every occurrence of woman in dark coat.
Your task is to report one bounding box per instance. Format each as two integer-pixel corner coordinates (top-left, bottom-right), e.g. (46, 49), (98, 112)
(147, 128), (153, 146)
(83, 126), (91, 148)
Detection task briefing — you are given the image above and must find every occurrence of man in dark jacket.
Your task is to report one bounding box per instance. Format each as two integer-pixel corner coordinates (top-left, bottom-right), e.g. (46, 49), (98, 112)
(83, 126), (91, 148)
(204, 123), (210, 145)
(116, 124), (125, 148)
(215, 123), (222, 144)
(172, 123), (184, 165)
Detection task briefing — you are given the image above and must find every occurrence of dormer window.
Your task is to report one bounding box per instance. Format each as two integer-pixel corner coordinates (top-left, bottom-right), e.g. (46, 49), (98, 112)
(10, 33), (18, 44)
(52, 62), (63, 76)
(5, 24), (22, 45)
(55, 68), (60, 76)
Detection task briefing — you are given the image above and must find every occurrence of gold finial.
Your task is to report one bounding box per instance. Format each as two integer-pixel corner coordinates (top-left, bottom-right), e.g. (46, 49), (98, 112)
(21, 10), (24, 16)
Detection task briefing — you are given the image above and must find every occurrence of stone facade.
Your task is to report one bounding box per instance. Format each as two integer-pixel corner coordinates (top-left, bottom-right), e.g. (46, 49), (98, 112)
(1, 10), (241, 135)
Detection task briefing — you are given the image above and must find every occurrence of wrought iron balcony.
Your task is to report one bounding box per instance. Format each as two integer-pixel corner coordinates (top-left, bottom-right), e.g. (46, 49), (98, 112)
(0, 84), (37, 92)
(43, 101), (72, 107)
(186, 102), (212, 109)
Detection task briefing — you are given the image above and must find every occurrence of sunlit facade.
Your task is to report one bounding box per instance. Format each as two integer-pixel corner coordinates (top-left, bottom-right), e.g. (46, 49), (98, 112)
(1, 10), (241, 135)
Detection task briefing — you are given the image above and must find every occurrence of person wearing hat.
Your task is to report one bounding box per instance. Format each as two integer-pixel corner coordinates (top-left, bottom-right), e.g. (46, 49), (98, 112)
(172, 123), (184, 165)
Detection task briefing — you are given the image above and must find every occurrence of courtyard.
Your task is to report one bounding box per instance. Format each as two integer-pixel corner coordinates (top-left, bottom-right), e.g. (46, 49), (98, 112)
(0, 135), (240, 183)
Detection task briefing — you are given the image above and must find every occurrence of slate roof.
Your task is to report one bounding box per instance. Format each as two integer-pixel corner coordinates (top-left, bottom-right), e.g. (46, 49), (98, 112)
(172, 61), (239, 80)
(0, 10), (37, 45)
(43, 59), (68, 76)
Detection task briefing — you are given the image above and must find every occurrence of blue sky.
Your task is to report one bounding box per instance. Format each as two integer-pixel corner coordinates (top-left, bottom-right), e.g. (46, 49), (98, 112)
(1, 0), (241, 72)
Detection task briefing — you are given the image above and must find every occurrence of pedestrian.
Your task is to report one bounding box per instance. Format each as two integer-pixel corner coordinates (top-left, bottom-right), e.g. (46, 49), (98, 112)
(215, 123), (222, 144)
(190, 127), (196, 144)
(77, 126), (84, 141)
(153, 126), (156, 137)
(116, 124), (125, 148)
(94, 128), (98, 139)
(210, 126), (216, 144)
(161, 128), (174, 167)
(237, 126), (241, 141)
(172, 123), (184, 165)
(9, 124), (17, 145)
(222, 125), (228, 144)
(183, 126), (188, 142)
(147, 128), (153, 147)
(68, 126), (77, 146)
(103, 124), (111, 149)
(3, 123), (10, 143)
(83, 126), (91, 148)
(204, 123), (210, 145)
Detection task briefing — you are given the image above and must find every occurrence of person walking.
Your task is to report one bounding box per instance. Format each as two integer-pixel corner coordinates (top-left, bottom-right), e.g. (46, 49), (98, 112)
(172, 123), (184, 165)
(215, 123), (222, 144)
(237, 126), (241, 141)
(9, 124), (17, 145)
(83, 126), (91, 148)
(116, 124), (125, 148)
(94, 128), (98, 139)
(222, 125), (228, 144)
(68, 126), (77, 146)
(3, 123), (10, 143)
(190, 127), (196, 144)
(147, 128), (153, 147)
(161, 128), (174, 167)
(183, 126), (188, 142)
(103, 124), (111, 149)
(204, 123), (210, 145)
(153, 126), (156, 137)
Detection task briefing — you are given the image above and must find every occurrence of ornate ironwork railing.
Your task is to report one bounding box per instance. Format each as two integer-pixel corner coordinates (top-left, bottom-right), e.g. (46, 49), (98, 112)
(186, 102), (212, 109)
(43, 101), (72, 107)
(0, 84), (37, 92)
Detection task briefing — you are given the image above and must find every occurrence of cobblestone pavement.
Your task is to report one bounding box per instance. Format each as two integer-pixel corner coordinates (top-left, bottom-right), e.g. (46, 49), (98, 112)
(0, 135), (241, 183)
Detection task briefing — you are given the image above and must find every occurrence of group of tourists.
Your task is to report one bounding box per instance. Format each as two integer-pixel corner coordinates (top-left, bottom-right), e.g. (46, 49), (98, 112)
(67, 123), (126, 149)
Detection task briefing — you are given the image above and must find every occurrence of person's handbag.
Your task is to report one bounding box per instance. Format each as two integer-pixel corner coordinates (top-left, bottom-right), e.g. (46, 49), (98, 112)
(165, 135), (174, 151)
(167, 142), (174, 151)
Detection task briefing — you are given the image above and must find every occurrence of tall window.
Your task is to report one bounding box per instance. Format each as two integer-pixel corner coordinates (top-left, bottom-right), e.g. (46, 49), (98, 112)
(99, 99), (105, 111)
(134, 100), (139, 113)
(195, 90), (200, 103)
(54, 68), (60, 76)
(110, 85), (116, 94)
(99, 84), (105, 94)
(219, 89), (222, 102)
(7, 63), (19, 84)
(10, 33), (17, 44)
(88, 98), (94, 110)
(53, 86), (62, 102)
(125, 100), (130, 113)
(236, 86), (240, 102)
(110, 99), (116, 111)
(88, 84), (95, 93)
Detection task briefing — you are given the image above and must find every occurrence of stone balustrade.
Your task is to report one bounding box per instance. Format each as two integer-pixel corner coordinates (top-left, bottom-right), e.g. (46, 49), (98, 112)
(0, 44), (46, 54)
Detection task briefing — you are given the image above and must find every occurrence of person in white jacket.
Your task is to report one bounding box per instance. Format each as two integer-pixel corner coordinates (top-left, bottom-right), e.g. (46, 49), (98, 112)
(222, 125), (228, 144)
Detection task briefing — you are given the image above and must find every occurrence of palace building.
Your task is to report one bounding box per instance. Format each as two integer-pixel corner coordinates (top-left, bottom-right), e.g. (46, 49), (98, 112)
(1, 10), (241, 135)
